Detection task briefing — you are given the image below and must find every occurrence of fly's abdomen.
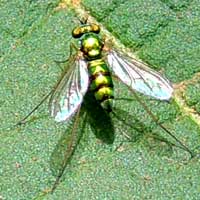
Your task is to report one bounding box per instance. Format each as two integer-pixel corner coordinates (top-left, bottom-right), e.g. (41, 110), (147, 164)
(88, 59), (114, 112)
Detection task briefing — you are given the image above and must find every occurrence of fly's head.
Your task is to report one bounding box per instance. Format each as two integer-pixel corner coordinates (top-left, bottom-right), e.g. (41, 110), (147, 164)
(72, 23), (104, 60)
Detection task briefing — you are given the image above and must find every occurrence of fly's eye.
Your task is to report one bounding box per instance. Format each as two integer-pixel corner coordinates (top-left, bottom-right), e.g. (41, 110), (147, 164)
(72, 27), (83, 38)
(91, 24), (100, 33)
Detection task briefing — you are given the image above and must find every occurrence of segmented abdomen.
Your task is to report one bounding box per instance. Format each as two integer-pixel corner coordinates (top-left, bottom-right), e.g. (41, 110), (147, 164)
(88, 59), (114, 111)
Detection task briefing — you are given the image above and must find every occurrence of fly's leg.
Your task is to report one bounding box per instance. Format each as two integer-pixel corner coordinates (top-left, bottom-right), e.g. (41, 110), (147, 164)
(15, 90), (53, 126)
(16, 43), (80, 126)
(54, 43), (79, 66)
(131, 90), (195, 158)
(111, 110), (132, 140)
(50, 106), (82, 193)
(112, 101), (184, 153)
(112, 75), (195, 158)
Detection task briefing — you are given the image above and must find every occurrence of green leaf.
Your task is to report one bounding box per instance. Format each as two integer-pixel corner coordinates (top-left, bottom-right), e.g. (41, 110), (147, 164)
(1, 0), (200, 199)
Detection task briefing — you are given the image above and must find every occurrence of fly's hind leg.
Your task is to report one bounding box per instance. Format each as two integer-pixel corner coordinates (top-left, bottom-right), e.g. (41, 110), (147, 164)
(112, 75), (195, 158)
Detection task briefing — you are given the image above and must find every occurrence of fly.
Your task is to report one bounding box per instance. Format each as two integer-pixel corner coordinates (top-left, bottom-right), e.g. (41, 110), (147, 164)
(16, 19), (195, 192)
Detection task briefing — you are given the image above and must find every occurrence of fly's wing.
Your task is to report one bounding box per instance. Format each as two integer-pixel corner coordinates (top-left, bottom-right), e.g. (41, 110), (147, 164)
(49, 58), (89, 122)
(107, 50), (173, 100)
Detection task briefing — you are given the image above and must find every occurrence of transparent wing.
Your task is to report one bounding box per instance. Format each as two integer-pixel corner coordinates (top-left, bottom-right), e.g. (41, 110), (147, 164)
(49, 58), (89, 122)
(107, 50), (173, 100)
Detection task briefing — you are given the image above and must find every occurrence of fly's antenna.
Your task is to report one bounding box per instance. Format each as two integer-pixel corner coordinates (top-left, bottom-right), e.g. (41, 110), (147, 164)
(78, 15), (89, 24)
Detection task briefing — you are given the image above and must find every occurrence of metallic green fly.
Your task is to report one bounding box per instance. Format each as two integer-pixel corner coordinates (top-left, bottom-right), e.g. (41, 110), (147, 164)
(51, 23), (173, 121)
(17, 19), (194, 192)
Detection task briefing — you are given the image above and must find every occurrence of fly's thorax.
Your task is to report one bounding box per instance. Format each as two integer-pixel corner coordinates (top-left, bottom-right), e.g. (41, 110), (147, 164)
(80, 33), (103, 60)
(88, 59), (114, 111)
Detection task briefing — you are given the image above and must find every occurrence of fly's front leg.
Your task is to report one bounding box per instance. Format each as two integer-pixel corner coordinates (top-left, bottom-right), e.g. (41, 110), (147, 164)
(16, 42), (80, 126)
(15, 90), (53, 126)
(54, 42), (79, 71)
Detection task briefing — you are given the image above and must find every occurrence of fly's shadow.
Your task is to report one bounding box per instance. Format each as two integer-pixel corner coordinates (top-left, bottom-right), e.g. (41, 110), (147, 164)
(49, 91), (115, 191)
(82, 91), (115, 144)
(111, 95), (194, 156)
(111, 105), (174, 156)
